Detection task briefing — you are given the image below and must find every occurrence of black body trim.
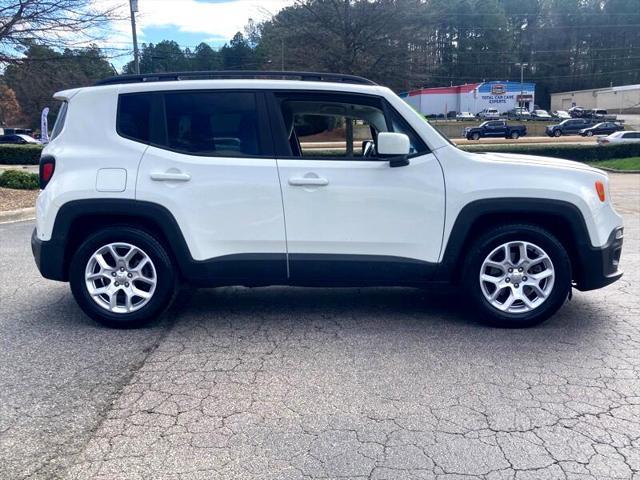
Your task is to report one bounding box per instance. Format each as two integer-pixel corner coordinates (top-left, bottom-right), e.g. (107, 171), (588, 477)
(438, 198), (623, 290)
(288, 254), (437, 287)
(32, 198), (622, 292)
(573, 227), (623, 291)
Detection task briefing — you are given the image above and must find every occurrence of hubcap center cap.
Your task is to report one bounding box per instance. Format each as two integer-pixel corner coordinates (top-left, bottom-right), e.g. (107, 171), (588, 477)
(510, 272), (524, 284)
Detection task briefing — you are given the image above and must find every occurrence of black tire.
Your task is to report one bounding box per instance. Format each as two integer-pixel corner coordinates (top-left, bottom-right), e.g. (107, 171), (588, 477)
(510, 131), (520, 139)
(462, 224), (571, 328)
(586, 131), (593, 137)
(472, 132), (480, 141)
(553, 129), (562, 137)
(69, 226), (177, 328)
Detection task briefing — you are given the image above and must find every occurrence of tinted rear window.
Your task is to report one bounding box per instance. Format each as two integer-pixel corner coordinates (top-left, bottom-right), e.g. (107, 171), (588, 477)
(117, 93), (152, 143)
(164, 91), (260, 156)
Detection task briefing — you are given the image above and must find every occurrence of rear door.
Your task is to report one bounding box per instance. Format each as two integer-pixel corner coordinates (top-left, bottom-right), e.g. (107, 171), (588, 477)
(268, 91), (445, 285)
(487, 121), (506, 136)
(132, 90), (287, 284)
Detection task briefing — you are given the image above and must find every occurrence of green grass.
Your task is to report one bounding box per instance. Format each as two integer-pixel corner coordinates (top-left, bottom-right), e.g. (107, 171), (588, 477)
(0, 169), (39, 189)
(588, 157), (640, 171)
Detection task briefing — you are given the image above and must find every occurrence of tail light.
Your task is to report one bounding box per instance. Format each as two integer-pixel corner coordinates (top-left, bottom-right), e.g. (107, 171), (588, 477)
(39, 155), (56, 190)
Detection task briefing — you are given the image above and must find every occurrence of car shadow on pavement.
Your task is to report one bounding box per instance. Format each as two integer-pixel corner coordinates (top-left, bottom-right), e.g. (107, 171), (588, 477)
(165, 285), (611, 340)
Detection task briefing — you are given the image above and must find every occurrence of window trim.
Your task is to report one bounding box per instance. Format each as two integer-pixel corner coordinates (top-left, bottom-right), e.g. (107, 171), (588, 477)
(265, 90), (430, 162)
(50, 101), (68, 141)
(116, 89), (276, 159)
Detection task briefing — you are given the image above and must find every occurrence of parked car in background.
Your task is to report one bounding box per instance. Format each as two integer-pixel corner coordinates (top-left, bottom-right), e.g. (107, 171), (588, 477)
(568, 106), (586, 118)
(464, 120), (527, 140)
(552, 110), (571, 120)
(505, 108), (531, 121)
(583, 109), (612, 120)
(477, 108), (500, 120)
(579, 122), (624, 137)
(456, 111), (476, 121)
(546, 118), (594, 137)
(0, 127), (34, 136)
(531, 109), (553, 120)
(0, 133), (39, 144)
(597, 130), (640, 145)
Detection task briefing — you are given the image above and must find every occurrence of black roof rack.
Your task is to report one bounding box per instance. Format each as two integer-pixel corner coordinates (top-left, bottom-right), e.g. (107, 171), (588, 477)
(94, 70), (377, 87)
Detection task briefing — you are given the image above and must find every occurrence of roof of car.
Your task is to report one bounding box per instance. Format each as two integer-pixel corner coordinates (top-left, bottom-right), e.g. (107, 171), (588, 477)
(55, 74), (386, 101)
(94, 70), (377, 87)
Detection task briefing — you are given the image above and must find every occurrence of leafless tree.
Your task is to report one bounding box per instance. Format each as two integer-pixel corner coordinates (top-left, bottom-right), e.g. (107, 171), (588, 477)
(0, 0), (121, 63)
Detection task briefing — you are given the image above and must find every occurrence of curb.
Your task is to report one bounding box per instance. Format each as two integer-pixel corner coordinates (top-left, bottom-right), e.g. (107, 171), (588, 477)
(0, 207), (36, 224)
(596, 167), (640, 174)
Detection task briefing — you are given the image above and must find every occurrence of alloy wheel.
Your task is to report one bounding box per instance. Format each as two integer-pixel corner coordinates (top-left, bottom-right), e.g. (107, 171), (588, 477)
(479, 240), (555, 314)
(84, 242), (157, 314)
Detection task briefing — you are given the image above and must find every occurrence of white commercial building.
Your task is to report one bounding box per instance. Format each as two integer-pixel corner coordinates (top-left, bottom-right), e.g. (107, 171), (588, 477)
(399, 81), (535, 116)
(550, 84), (640, 113)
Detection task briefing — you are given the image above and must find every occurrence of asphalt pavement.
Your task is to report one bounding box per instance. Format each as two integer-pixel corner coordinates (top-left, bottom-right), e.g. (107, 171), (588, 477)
(0, 174), (638, 480)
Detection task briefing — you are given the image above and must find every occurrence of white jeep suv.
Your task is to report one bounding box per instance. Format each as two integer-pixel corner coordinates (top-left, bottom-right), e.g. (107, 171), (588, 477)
(32, 71), (624, 328)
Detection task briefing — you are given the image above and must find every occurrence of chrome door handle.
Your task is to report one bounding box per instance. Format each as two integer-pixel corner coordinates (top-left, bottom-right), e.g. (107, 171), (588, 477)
(288, 177), (329, 186)
(150, 172), (191, 182)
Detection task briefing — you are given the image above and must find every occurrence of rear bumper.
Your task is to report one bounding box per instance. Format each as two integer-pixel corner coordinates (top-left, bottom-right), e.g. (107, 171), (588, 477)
(31, 228), (67, 281)
(574, 227), (624, 291)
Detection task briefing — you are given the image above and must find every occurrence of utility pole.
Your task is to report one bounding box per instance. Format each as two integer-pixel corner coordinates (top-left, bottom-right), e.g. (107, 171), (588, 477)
(281, 37), (285, 71)
(515, 62), (529, 110)
(130, 0), (140, 74)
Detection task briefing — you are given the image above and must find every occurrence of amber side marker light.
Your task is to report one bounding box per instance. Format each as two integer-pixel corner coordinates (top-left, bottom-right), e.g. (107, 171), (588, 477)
(595, 181), (606, 202)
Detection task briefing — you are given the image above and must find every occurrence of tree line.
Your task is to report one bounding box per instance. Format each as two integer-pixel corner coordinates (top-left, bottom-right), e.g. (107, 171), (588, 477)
(2, 0), (639, 128)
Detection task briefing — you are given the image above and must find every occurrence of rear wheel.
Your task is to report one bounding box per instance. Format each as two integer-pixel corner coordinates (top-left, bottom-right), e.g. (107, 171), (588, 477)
(69, 227), (177, 328)
(463, 224), (571, 328)
(510, 131), (520, 139)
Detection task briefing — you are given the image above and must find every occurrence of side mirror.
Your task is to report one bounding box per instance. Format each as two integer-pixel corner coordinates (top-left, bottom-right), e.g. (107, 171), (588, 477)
(377, 132), (410, 168)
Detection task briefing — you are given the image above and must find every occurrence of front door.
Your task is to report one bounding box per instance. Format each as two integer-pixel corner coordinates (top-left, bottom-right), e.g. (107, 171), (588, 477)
(133, 90), (287, 284)
(268, 91), (446, 285)
(486, 121), (506, 136)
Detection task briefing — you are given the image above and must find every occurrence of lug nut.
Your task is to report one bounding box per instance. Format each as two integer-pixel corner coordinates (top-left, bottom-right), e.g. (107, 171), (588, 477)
(522, 276), (528, 281)
(508, 268), (513, 273)
(514, 283), (519, 288)
(518, 267), (523, 272)
(120, 267), (125, 272)
(125, 282), (129, 287)
(127, 273), (132, 278)
(111, 272), (116, 277)
(114, 281), (119, 286)
(505, 278), (510, 283)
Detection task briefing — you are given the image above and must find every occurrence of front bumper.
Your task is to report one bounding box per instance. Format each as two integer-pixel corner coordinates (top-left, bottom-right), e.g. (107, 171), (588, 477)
(573, 227), (624, 291)
(31, 228), (67, 281)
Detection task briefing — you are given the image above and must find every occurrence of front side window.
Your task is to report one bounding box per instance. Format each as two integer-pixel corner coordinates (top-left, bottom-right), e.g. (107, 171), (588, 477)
(278, 96), (386, 158)
(276, 93), (427, 159)
(164, 91), (260, 156)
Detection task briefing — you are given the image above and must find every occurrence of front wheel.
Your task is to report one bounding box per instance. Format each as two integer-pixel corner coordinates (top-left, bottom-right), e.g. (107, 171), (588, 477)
(472, 132), (481, 141)
(554, 130), (562, 137)
(463, 224), (571, 328)
(586, 131), (594, 137)
(69, 227), (177, 328)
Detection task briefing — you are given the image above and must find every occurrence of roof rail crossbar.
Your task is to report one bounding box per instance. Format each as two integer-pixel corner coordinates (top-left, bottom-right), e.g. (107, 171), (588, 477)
(94, 70), (377, 87)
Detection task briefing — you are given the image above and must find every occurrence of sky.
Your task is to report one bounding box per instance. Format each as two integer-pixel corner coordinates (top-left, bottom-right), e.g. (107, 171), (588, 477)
(95, 0), (294, 69)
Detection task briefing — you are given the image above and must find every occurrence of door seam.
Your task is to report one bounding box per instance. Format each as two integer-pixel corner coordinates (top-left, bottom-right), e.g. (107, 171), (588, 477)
(275, 159), (290, 279)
